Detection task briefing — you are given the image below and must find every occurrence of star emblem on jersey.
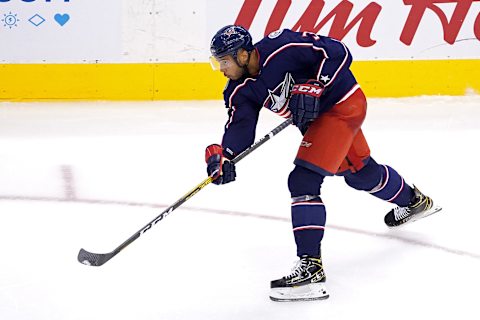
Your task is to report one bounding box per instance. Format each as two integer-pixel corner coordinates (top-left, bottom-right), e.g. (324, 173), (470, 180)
(320, 74), (331, 84)
(265, 73), (294, 112)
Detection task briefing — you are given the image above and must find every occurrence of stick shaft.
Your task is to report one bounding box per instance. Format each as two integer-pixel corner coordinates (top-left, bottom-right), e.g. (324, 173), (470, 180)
(78, 118), (292, 266)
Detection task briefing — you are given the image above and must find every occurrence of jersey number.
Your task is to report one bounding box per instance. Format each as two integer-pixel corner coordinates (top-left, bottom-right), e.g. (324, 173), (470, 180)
(302, 31), (320, 41)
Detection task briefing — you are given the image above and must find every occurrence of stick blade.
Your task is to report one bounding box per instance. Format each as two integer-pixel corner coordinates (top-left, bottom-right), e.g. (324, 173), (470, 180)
(78, 248), (114, 267)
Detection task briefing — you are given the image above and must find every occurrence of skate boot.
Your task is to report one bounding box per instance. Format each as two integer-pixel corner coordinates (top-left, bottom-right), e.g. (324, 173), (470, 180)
(270, 255), (329, 302)
(384, 185), (442, 228)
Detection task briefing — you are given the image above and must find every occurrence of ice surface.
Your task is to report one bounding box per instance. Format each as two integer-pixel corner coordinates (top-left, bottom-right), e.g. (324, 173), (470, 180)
(1, 96), (479, 320)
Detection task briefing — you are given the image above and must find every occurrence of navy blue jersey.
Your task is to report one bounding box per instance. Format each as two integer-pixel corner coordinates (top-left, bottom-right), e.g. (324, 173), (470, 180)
(221, 29), (358, 159)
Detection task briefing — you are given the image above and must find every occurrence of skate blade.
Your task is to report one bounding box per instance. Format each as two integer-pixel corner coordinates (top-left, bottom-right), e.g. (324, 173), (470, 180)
(269, 283), (329, 302)
(389, 205), (442, 228)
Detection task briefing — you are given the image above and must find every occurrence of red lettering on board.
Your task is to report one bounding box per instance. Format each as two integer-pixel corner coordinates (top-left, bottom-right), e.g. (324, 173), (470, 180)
(234, 0), (480, 47)
(235, 0), (381, 47)
(401, 0), (480, 44)
(235, 0), (262, 29)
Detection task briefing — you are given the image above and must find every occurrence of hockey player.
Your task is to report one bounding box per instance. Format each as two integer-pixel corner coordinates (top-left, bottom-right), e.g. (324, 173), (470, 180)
(205, 25), (441, 302)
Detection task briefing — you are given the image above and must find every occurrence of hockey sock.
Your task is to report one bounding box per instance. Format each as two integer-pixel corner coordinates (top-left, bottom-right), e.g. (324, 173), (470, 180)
(344, 157), (414, 207)
(288, 166), (326, 257)
(291, 196), (326, 257)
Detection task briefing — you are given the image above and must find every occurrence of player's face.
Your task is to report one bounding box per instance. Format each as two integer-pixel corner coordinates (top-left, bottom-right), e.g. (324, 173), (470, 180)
(210, 55), (245, 80)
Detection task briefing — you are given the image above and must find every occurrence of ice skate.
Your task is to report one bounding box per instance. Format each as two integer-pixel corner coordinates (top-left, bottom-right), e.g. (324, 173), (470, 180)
(270, 256), (329, 302)
(384, 185), (442, 228)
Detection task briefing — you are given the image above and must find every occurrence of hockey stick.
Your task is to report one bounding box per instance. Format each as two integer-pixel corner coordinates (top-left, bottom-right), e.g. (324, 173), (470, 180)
(78, 117), (293, 266)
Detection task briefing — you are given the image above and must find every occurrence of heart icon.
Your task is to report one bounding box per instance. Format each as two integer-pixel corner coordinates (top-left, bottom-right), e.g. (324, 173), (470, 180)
(54, 13), (70, 26)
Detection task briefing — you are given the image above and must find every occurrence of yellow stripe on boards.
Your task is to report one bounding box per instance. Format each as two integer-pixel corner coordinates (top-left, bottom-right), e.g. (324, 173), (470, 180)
(1, 60), (478, 101)
(0, 63), (227, 101)
(351, 59), (480, 97)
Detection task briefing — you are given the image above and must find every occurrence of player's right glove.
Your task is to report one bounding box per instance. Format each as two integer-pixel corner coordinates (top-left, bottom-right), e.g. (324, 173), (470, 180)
(205, 144), (236, 185)
(288, 79), (325, 134)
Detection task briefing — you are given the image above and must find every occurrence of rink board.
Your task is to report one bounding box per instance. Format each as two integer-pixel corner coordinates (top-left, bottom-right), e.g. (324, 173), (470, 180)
(1, 59), (479, 101)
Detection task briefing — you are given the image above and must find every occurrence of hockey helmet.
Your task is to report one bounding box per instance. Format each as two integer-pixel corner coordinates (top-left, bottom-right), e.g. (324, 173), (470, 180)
(210, 25), (254, 59)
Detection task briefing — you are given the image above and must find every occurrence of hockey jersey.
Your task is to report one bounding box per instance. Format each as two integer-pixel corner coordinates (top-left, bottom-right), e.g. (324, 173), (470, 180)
(221, 29), (358, 159)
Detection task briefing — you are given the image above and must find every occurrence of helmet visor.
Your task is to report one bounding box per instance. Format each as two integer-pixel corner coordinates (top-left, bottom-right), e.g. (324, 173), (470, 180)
(209, 55), (235, 71)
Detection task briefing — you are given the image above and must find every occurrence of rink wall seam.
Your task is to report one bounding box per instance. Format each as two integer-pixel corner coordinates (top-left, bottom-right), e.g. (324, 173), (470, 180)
(1, 59), (479, 101)
(1, 194), (479, 260)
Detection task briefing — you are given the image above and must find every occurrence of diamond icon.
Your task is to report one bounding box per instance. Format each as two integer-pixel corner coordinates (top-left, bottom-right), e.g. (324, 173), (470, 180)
(29, 14), (45, 27)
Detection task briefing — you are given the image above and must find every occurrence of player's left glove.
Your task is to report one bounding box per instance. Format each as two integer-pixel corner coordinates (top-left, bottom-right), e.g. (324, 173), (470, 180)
(205, 144), (236, 185)
(288, 79), (325, 134)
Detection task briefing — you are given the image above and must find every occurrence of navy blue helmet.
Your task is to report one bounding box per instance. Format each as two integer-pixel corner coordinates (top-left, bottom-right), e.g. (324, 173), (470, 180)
(210, 25), (255, 59)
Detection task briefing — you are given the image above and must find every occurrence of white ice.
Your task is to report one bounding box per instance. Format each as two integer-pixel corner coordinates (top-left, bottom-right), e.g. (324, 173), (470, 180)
(1, 96), (479, 320)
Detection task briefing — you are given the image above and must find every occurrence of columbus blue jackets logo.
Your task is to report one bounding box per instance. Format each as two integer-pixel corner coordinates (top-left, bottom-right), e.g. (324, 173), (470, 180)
(263, 73), (294, 117)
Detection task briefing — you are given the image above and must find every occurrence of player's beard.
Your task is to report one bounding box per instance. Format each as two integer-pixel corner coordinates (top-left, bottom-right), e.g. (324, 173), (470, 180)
(226, 66), (248, 81)
(232, 51), (252, 79)
(242, 51), (253, 77)
(242, 65), (250, 78)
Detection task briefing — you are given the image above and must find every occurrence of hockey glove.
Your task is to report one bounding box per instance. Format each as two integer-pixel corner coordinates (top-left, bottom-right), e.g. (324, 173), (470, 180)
(205, 144), (236, 185)
(288, 80), (325, 134)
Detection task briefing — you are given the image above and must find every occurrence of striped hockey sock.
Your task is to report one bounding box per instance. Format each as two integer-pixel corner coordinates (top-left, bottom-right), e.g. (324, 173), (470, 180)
(291, 196), (326, 257)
